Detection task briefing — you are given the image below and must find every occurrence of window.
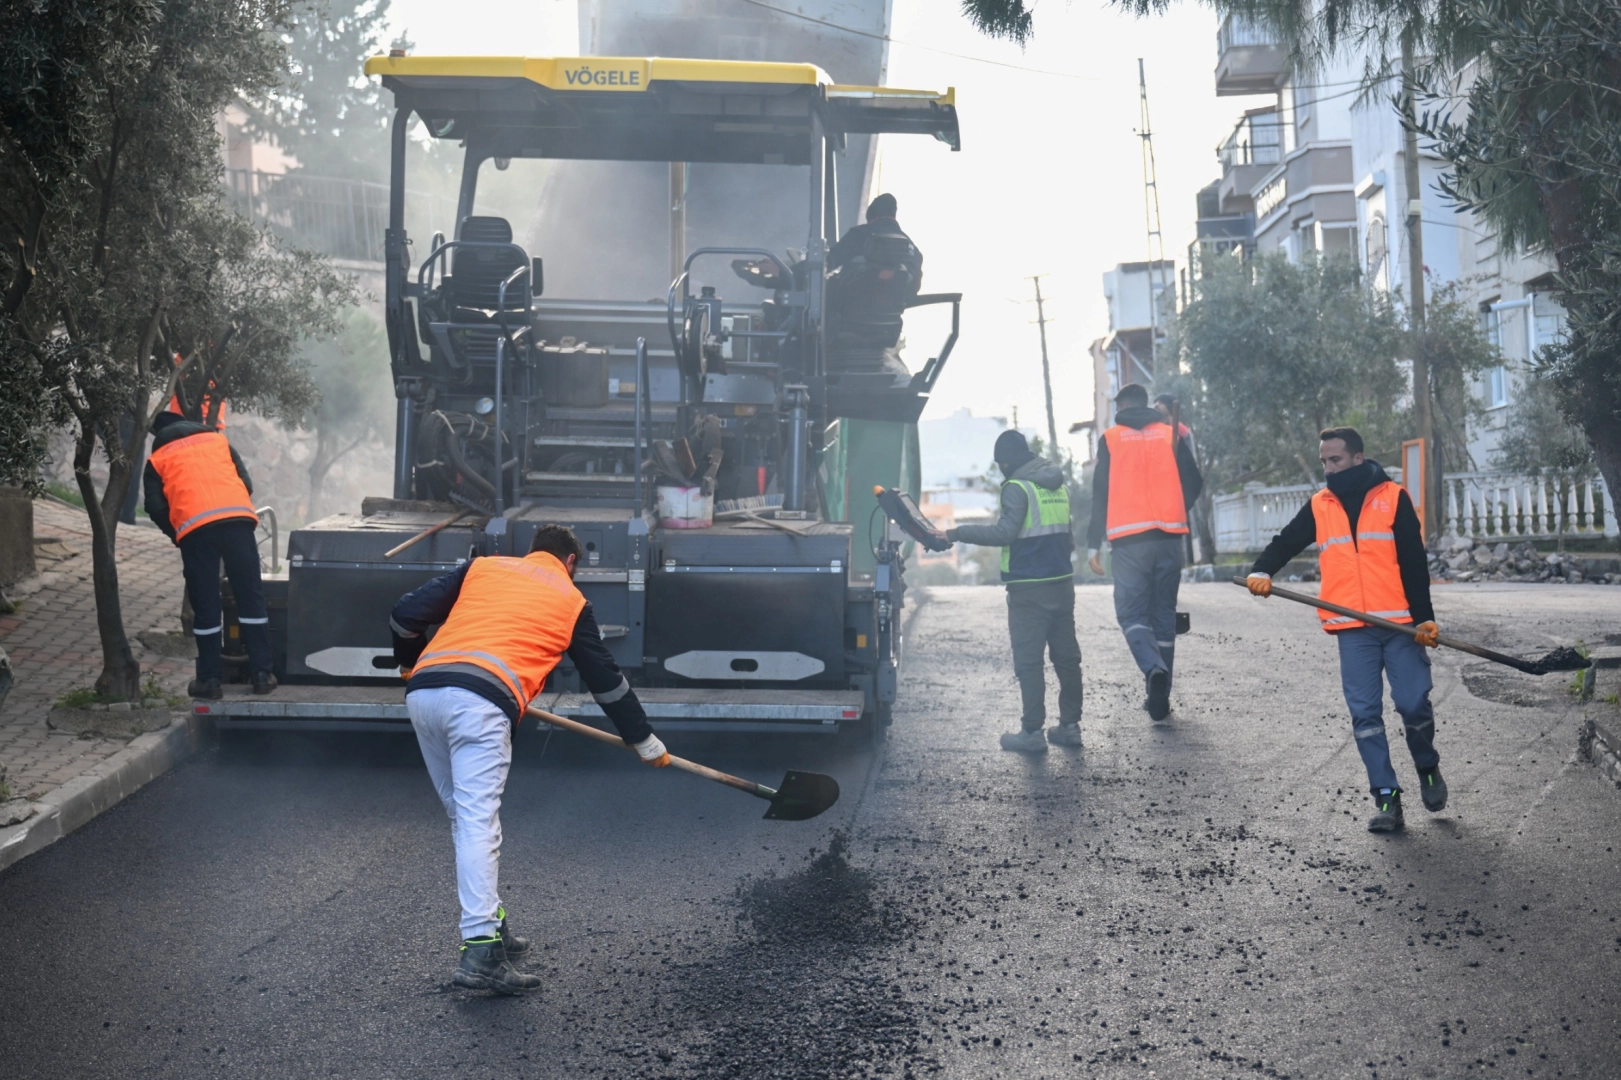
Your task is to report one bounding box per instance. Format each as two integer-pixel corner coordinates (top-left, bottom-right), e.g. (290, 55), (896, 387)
(1484, 365), (1508, 409)
(1480, 301), (1508, 409)
(1365, 212), (1387, 280)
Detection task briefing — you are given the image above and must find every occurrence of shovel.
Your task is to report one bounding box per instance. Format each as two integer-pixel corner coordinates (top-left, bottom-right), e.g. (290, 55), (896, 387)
(525, 707), (840, 820)
(1230, 576), (1592, 675)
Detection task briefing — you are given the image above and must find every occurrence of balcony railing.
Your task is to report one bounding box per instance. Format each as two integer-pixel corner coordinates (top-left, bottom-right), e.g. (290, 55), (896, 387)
(223, 169), (457, 264)
(1212, 470), (1615, 553)
(1218, 15), (1277, 55)
(1218, 116), (1282, 173)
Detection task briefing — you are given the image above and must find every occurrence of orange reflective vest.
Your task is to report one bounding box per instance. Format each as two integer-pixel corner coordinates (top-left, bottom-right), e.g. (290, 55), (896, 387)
(147, 432), (257, 541)
(411, 552), (585, 711)
(1102, 422), (1188, 541)
(1310, 481), (1412, 632)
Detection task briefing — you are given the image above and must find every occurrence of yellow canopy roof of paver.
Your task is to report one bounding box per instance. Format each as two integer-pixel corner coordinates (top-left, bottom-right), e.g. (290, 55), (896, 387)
(363, 54), (959, 163)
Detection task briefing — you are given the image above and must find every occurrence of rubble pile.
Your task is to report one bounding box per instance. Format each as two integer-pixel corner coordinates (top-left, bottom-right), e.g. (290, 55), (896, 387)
(1428, 537), (1618, 584)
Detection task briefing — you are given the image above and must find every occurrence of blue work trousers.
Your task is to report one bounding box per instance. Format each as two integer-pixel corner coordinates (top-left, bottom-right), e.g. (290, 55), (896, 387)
(1335, 626), (1440, 794)
(1110, 534), (1183, 685)
(180, 519), (270, 681)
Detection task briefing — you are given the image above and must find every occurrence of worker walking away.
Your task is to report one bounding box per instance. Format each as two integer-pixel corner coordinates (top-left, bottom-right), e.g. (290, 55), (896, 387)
(391, 524), (671, 994)
(1246, 427), (1445, 833)
(945, 431), (1083, 753)
(143, 410), (272, 699)
(1086, 383), (1203, 721)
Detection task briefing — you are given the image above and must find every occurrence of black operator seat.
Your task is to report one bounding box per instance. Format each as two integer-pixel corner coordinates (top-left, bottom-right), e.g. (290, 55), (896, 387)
(825, 232), (922, 368)
(449, 216), (527, 320)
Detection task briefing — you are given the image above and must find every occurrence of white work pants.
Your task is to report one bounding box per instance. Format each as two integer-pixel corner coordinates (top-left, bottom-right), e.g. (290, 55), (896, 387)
(406, 685), (512, 940)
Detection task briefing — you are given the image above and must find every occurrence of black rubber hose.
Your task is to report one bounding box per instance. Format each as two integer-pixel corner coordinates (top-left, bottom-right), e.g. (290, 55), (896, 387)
(429, 410), (499, 503)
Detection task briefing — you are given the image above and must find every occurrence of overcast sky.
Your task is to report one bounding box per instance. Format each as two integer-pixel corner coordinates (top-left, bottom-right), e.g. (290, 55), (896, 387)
(383, 0), (1271, 457)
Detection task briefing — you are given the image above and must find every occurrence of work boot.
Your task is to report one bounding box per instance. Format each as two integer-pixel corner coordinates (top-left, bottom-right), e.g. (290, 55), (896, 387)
(1046, 723), (1083, 748)
(1145, 669), (1171, 722)
(251, 671), (277, 695)
(497, 907), (530, 959)
(999, 728), (1049, 754)
(454, 937), (541, 995)
(1368, 789), (1405, 833)
(1417, 768), (1448, 812)
(188, 678), (222, 700)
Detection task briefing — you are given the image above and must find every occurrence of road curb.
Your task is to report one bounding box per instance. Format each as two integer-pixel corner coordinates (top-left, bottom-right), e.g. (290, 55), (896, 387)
(1582, 715), (1621, 788)
(0, 711), (208, 873)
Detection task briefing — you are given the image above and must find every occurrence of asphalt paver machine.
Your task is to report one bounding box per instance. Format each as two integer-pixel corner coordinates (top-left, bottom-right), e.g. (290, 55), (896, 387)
(206, 54), (960, 740)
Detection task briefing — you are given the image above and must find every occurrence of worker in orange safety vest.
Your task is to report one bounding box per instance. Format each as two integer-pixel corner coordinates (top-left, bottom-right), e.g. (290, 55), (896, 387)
(390, 524), (671, 995)
(1085, 383), (1203, 721)
(143, 411), (270, 699)
(1245, 426), (1447, 833)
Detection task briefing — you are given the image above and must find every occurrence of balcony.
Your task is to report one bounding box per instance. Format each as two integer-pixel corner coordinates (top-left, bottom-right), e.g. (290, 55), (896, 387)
(1215, 15), (1289, 96)
(1216, 110), (1282, 214)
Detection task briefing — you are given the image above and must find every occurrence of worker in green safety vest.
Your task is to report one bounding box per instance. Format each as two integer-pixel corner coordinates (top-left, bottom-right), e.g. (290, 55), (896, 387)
(946, 430), (1084, 753)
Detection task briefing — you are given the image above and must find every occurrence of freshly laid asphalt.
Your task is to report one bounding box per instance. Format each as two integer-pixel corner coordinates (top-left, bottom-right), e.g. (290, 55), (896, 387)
(1, 581), (1617, 1078)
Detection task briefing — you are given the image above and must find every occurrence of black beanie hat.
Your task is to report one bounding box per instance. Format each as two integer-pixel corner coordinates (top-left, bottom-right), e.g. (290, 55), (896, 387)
(993, 429), (1033, 470)
(866, 193), (897, 220)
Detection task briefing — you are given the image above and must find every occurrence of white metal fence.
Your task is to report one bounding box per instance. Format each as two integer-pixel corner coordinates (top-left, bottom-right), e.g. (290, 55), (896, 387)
(1212, 470), (1615, 553)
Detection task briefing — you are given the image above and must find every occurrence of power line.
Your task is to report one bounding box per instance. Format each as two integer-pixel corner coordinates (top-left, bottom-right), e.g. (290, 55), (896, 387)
(734, 0), (1103, 82)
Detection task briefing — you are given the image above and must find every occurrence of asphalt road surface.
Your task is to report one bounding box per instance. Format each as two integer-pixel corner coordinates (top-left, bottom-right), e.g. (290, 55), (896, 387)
(2, 582), (1618, 1079)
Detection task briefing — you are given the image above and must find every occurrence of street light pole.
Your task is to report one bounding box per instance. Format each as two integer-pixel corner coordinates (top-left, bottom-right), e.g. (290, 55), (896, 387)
(1401, 36), (1436, 539)
(1030, 274), (1060, 459)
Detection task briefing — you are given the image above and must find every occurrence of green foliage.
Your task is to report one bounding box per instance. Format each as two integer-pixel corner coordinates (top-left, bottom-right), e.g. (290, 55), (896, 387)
(1492, 371), (1595, 473)
(56, 686), (106, 709)
(242, 0), (397, 183)
(0, 0), (355, 696)
(1411, 0), (1621, 501)
(1171, 254), (1408, 488)
(1422, 280), (1499, 472)
(301, 306), (392, 518)
(959, 0), (1034, 44)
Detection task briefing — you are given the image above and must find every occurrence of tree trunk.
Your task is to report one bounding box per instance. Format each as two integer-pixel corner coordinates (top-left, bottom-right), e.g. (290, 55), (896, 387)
(73, 427), (141, 699)
(1589, 421), (1621, 545)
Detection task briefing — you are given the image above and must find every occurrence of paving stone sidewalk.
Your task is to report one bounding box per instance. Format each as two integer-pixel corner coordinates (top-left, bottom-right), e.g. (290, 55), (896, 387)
(0, 500), (192, 804)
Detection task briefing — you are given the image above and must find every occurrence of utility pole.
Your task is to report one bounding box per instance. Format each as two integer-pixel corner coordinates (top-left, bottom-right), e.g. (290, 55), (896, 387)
(1136, 58), (1169, 383)
(1028, 274), (1060, 459)
(1400, 36), (1436, 539)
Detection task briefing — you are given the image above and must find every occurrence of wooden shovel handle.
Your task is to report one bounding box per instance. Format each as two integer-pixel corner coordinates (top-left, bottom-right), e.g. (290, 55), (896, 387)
(524, 706), (773, 797)
(1231, 576), (1543, 674)
(384, 509), (470, 560)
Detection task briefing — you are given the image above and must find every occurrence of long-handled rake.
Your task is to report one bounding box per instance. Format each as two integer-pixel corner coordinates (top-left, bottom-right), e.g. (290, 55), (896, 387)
(1231, 576), (1592, 676)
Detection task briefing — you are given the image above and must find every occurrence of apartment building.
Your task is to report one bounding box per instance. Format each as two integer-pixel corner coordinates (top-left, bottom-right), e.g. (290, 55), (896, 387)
(1080, 259), (1175, 460)
(1195, 16), (1565, 467)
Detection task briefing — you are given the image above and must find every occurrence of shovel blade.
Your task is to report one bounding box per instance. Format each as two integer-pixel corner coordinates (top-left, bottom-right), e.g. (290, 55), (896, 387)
(763, 770), (840, 821)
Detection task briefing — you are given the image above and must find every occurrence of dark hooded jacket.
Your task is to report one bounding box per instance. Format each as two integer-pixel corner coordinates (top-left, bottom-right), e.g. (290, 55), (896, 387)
(1086, 406), (1204, 550)
(1248, 459), (1434, 625)
(951, 456), (1072, 590)
(142, 417), (254, 544)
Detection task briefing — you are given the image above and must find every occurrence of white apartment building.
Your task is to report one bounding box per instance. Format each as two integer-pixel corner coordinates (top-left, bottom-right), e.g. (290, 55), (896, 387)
(1204, 16), (1565, 468)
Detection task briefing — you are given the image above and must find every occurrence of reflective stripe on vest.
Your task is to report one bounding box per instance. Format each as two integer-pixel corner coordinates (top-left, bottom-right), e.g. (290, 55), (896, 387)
(147, 432), (257, 541)
(1310, 481), (1413, 633)
(1000, 478), (1074, 583)
(411, 552), (586, 710)
(1101, 423), (1188, 540)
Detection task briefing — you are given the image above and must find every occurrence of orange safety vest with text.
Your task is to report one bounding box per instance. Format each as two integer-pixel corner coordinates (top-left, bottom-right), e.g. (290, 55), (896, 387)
(410, 552), (586, 711)
(147, 432), (257, 541)
(1102, 422), (1188, 541)
(1310, 481), (1412, 632)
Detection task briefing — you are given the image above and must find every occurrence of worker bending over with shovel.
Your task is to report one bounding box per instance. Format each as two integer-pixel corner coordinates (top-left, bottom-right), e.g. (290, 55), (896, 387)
(391, 525), (670, 994)
(1246, 427), (1446, 832)
(1086, 383), (1203, 721)
(945, 430), (1084, 753)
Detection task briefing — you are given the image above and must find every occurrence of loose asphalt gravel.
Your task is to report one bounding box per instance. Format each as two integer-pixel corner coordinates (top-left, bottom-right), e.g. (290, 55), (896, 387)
(0, 580), (1617, 1079)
